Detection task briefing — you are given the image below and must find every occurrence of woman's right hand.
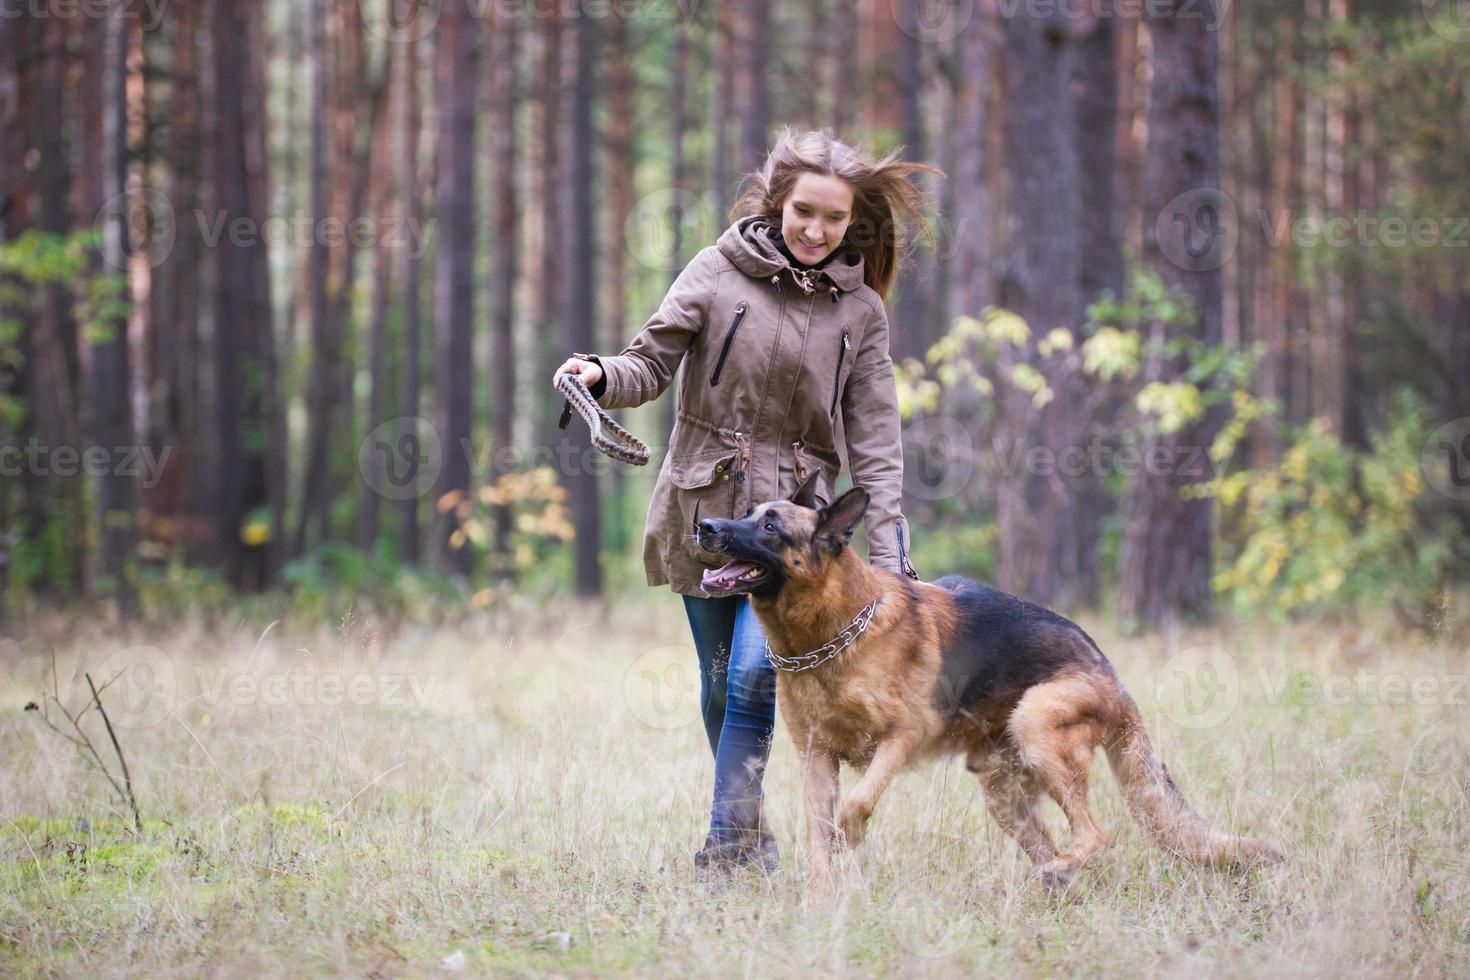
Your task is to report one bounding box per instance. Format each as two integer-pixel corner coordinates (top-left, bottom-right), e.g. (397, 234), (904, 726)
(553, 355), (603, 392)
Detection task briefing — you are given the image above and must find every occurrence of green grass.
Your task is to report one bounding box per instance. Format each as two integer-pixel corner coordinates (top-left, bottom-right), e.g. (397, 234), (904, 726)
(1, 594), (1467, 976)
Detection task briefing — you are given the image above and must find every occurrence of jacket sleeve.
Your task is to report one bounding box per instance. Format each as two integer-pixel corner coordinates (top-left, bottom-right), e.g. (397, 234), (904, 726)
(576, 246), (720, 411)
(840, 301), (918, 579)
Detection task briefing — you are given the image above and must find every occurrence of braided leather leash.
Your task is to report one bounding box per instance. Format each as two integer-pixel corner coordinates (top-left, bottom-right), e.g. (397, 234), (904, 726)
(556, 369), (651, 466)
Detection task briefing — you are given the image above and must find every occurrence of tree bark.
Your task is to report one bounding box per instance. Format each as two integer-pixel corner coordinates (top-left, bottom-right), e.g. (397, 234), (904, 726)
(994, 4), (1090, 609)
(208, 0), (277, 589)
(1117, 0), (1224, 630)
(432, 0), (479, 578)
(564, 11), (601, 597)
(489, 9), (519, 577)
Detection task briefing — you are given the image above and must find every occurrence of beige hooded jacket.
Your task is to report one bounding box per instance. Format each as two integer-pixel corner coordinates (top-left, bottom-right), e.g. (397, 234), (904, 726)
(570, 214), (917, 596)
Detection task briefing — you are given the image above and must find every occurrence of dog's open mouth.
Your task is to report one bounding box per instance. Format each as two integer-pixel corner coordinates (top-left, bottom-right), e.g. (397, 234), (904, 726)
(700, 559), (770, 594)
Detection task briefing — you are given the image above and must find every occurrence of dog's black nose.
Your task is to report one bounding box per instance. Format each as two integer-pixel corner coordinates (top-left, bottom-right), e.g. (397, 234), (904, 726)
(696, 519), (721, 536)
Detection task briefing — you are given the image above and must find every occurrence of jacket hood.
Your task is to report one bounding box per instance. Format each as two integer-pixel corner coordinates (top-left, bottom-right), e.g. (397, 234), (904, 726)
(716, 214), (867, 296)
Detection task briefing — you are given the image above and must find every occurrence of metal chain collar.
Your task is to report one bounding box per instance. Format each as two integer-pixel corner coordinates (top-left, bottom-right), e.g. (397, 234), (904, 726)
(764, 597), (880, 673)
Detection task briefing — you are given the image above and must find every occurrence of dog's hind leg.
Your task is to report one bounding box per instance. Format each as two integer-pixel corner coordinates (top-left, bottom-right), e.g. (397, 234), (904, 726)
(836, 729), (922, 849)
(967, 745), (1058, 865)
(1008, 676), (1112, 888)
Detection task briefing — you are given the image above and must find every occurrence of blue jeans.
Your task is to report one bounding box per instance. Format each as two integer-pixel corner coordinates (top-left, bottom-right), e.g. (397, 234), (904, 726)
(682, 593), (778, 845)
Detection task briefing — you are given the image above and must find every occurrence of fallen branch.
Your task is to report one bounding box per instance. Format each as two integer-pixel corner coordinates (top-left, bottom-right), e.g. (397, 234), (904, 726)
(22, 651), (144, 834)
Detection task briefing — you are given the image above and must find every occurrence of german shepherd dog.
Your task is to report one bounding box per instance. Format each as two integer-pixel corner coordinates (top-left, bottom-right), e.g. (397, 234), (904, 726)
(695, 474), (1280, 899)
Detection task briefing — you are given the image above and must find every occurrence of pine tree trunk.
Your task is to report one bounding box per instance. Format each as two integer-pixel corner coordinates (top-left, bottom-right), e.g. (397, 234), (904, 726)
(1116, 0), (1224, 631)
(432, 0), (479, 578)
(489, 9), (519, 577)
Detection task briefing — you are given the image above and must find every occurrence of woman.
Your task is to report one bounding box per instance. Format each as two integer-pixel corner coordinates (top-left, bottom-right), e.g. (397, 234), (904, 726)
(553, 127), (942, 874)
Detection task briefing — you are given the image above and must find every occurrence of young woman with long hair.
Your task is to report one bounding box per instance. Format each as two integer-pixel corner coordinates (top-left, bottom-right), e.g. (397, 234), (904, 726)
(554, 126), (943, 874)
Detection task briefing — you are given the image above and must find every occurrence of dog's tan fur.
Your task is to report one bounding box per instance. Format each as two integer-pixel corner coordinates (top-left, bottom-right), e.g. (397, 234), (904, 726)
(698, 478), (1280, 901)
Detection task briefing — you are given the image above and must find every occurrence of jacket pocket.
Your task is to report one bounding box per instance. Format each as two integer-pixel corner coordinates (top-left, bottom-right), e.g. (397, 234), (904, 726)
(670, 449), (740, 561)
(828, 327), (851, 418)
(708, 302), (748, 386)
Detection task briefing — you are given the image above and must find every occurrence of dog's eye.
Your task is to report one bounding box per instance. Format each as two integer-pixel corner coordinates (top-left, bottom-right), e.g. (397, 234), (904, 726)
(764, 522), (776, 533)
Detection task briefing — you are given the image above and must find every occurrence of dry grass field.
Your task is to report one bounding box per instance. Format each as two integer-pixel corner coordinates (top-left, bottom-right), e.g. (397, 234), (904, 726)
(2, 591), (1467, 977)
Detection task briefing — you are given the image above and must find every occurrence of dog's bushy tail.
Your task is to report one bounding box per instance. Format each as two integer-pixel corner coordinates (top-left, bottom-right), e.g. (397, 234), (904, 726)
(1104, 697), (1281, 867)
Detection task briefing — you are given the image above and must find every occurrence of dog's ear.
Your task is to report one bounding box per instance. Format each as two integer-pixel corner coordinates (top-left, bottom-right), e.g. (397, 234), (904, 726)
(788, 469), (821, 509)
(814, 486), (868, 556)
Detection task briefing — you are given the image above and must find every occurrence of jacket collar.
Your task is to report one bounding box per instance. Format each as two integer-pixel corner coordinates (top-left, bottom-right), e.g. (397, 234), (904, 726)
(717, 214), (867, 294)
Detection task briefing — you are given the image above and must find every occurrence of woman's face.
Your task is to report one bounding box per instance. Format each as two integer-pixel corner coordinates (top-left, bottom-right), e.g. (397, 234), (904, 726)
(779, 171), (855, 266)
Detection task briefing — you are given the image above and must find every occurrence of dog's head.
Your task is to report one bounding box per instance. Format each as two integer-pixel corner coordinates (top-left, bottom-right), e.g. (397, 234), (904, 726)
(696, 470), (869, 598)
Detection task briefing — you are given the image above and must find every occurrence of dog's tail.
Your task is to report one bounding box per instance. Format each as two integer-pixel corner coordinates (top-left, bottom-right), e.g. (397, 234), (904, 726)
(1104, 696), (1280, 867)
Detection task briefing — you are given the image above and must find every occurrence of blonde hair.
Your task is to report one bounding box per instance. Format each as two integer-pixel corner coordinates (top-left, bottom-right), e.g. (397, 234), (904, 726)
(730, 126), (945, 301)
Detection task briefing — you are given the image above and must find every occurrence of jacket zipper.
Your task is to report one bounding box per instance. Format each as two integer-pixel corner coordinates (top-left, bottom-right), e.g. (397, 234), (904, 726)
(828, 327), (851, 418)
(897, 517), (919, 580)
(708, 302), (748, 386)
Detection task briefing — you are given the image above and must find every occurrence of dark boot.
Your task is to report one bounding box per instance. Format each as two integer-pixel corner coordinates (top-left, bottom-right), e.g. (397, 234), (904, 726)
(692, 824), (780, 877)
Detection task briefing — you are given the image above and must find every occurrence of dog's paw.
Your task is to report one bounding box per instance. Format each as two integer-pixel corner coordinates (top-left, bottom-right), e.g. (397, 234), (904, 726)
(836, 802), (872, 850)
(1027, 862), (1077, 892)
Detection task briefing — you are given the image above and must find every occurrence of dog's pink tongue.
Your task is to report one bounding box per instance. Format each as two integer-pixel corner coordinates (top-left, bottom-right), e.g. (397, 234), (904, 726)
(702, 560), (757, 589)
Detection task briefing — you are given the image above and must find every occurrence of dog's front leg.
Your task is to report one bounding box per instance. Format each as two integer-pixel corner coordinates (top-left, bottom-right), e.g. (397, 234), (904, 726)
(798, 736), (840, 905)
(836, 729), (921, 849)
